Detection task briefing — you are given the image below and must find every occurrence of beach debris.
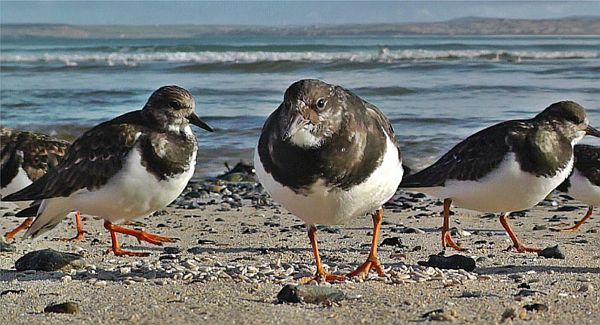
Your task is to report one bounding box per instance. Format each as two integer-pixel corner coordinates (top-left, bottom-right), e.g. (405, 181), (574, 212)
(15, 249), (85, 272)
(44, 302), (79, 314)
(537, 245), (565, 259)
(532, 224), (547, 231)
(418, 254), (476, 271)
(276, 284), (347, 304)
(421, 308), (458, 321)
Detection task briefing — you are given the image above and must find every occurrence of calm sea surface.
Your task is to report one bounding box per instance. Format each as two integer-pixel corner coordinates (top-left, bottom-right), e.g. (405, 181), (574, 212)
(1, 35), (599, 176)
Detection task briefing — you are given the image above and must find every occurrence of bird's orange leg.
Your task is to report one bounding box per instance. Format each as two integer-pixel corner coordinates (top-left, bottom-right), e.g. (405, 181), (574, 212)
(63, 211), (85, 241)
(347, 208), (386, 279)
(103, 221), (176, 256)
(4, 217), (34, 241)
(550, 206), (594, 233)
(441, 198), (462, 251)
(299, 225), (347, 283)
(499, 213), (541, 253)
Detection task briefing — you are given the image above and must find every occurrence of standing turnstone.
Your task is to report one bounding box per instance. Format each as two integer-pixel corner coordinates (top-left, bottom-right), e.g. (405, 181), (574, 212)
(0, 131), (85, 241)
(552, 144), (599, 232)
(400, 101), (600, 253)
(255, 79), (403, 282)
(3, 85), (213, 256)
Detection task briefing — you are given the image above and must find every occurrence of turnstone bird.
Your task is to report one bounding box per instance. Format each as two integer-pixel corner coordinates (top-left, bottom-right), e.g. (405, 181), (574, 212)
(400, 101), (600, 253)
(0, 131), (84, 241)
(255, 79), (403, 282)
(552, 144), (599, 232)
(3, 85), (213, 256)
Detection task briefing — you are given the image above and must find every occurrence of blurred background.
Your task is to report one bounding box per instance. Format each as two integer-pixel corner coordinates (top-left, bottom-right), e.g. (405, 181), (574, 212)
(1, 1), (599, 177)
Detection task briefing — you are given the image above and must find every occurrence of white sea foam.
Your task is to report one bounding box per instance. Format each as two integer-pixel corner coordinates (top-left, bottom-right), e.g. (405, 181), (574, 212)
(1, 49), (598, 66)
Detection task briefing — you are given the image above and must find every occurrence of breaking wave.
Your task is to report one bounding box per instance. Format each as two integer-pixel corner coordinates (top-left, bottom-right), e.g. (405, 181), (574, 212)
(1, 48), (598, 67)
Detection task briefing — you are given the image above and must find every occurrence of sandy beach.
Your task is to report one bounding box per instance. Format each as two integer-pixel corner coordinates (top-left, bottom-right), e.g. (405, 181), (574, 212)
(0, 178), (598, 324)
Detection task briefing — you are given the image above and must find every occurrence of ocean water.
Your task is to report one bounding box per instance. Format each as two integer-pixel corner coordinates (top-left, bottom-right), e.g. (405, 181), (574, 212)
(1, 35), (599, 177)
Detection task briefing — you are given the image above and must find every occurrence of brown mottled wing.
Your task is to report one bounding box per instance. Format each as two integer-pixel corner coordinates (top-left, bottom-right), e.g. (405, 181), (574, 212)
(3, 112), (145, 201)
(363, 101), (402, 154)
(18, 132), (70, 181)
(400, 121), (528, 187)
(1, 131), (69, 188)
(575, 144), (600, 187)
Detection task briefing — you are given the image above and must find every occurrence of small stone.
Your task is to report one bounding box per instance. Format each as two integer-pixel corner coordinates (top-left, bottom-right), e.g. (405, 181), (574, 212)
(94, 280), (107, 287)
(459, 291), (482, 298)
(537, 245), (565, 259)
(501, 307), (526, 321)
(397, 227), (426, 234)
(578, 284), (593, 292)
(418, 254), (476, 272)
(15, 249), (85, 272)
(422, 308), (457, 321)
(44, 302), (79, 314)
(380, 237), (405, 248)
(277, 285), (347, 304)
(163, 247), (181, 254)
(0, 240), (16, 252)
(523, 303), (549, 312)
(532, 225), (547, 231)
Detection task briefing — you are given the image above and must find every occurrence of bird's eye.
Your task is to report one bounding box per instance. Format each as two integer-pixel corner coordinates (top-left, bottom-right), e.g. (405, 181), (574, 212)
(316, 98), (326, 110)
(169, 101), (181, 109)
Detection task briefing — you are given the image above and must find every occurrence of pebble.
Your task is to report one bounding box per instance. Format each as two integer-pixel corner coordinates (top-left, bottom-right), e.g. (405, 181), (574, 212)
(523, 303), (549, 312)
(418, 254), (476, 271)
(422, 308), (457, 321)
(578, 284), (593, 293)
(44, 302), (79, 314)
(380, 237), (405, 247)
(537, 245), (565, 259)
(0, 240), (16, 252)
(277, 284), (347, 304)
(94, 280), (107, 287)
(15, 249), (85, 272)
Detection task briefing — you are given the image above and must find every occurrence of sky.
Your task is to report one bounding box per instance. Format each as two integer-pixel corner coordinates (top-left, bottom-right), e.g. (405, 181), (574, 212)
(1, 1), (599, 26)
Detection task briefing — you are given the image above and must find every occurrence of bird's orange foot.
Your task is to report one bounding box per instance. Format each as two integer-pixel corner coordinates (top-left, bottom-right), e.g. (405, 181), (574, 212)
(63, 232), (85, 242)
(442, 231), (463, 251)
(549, 225), (582, 233)
(133, 231), (179, 246)
(4, 218), (34, 242)
(347, 258), (385, 279)
(507, 244), (542, 253)
(299, 272), (347, 284)
(110, 248), (151, 257)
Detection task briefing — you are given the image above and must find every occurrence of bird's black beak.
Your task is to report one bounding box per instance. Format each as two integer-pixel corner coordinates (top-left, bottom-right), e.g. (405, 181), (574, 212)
(586, 125), (600, 137)
(282, 114), (308, 141)
(188, 113), (214, 132)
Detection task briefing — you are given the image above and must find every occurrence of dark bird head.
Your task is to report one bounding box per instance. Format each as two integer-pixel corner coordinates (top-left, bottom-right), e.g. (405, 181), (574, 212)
(278, 79), (347, 148)
(142, 85), (213, 133)
(535, 101), (600, 143)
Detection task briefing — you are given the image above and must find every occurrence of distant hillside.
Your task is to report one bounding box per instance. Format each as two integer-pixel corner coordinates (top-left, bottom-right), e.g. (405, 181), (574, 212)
(2, 16), (600, 38)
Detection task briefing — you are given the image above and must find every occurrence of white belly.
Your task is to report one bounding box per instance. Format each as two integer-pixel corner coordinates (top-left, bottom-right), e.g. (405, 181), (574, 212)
(416, 153), (573, 213)
(255, 135), (403, 225)
(1, 167), (33, 208)
(567, 168), (600, 206)
(71, 147), (195, 222)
